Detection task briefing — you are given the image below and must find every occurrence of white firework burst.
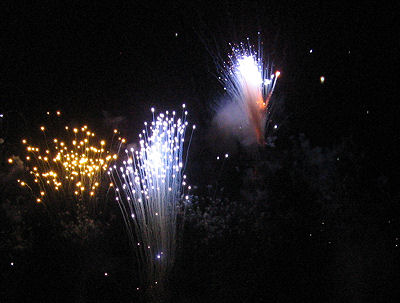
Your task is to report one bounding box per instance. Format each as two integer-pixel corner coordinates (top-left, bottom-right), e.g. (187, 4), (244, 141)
(216, 39), (280, 146)
(109, 105), (195, 291)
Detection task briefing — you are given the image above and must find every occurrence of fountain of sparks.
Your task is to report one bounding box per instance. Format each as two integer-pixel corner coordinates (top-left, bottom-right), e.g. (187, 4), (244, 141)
(109, 105), (195, 296)
(216, 39), (280, 146)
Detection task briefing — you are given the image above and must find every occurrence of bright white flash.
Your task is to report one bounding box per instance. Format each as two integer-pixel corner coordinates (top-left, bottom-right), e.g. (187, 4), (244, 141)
(236, 56), (263, 86)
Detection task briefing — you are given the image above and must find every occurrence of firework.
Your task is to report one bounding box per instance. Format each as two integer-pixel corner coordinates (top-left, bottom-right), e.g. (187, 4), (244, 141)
(109, 105), (194, 293)
(215, 39), (280, 146)
(11, 115), (124, 209)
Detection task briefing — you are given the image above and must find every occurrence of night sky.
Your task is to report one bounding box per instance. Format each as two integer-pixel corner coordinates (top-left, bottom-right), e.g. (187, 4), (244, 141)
(1, 1), (398, 302)
(2, 2), (396, 168)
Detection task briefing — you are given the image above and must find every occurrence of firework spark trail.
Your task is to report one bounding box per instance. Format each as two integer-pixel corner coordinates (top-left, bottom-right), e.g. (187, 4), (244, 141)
(10, 114), (124, 210)
(216, 40), (280, 146)
(109, 105), (194, 291)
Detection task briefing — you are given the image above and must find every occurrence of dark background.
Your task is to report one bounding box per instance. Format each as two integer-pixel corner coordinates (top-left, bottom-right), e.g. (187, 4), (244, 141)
(1, 1), (398, 302)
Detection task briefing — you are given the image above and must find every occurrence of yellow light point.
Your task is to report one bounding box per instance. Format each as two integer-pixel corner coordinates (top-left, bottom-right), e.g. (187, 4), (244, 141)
(36, 198), (41, 203)
(43, 157), (48, 161)
(20, 181), (25, 186)
(46, 112), (50, 115)
(65, 126), (69, 130)
(275, 71), (281, 77)
(40, 126), (45, 131)
(8, 158), (13, 164)
(121, 138), (126, 143)
(100, 140), (105, 146)
(91, 133), (95, 137)
(80, 186), (85, 191)
(109, 182), (113, 187)
(75, 191), (79, 195)
(86, 131), (91, 136)
(114, 129), (118, 134)
(26, 156), (30, 160)
(320, 76), (325, 84)
(56, 111), (61, 116)
(27, 147), (31, 151)
(90, 191), (94, 196)
(60, 142), (65, 147)
(36, 148), (39, 152)
(33, 167), (37, 171)
(113, 154), (117, 159)
(46, 150), (50, 154)
(34, 179), (38, 183)
(84, 139), (88, 143)
(38, 156), (42, 160)
(72, 140), (76, 145)
(73, 128), (78, 133)
(54, 138), (58, 143)
(40, 191), (45, 196)
(22, 139), (27, 144)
